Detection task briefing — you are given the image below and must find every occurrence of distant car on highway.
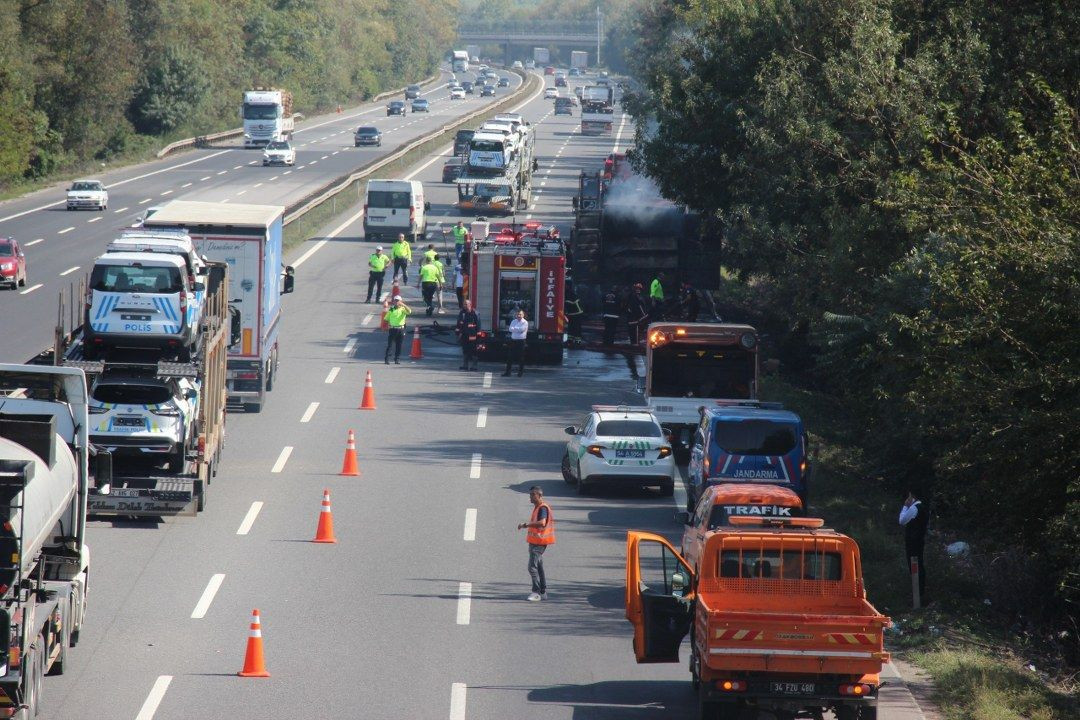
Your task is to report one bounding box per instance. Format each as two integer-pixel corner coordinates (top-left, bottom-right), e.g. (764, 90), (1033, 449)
(569, 67), (582, 77)
(387, 100), (407, 116)
(562, 406), (676, 496)
(262, 140), (295, 166)
(544, 87), (559, 99)
(525, 60), (535, 69)
(449, 85), (465, 100)
(498, 76), (510, 87)
(544, 66), (555, 75)
(66, 179), (107, 211)
(453, 129), (475, 156)
(512, 60), (523, 69)
(442, 157), (466, 183)
(554, 97), (574, 115)
(411, 98), (430, 112)
(461, 81), (474, 94)
(555, 75), (567, 88)
(0, 237), (28, 290)
(480, 84), (496, 97)
(405, 84), (422, 99)
(354, 126), (383, 147)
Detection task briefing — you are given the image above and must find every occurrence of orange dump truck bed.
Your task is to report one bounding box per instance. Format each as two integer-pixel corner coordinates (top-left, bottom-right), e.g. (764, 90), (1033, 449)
(627, 521), (889, 719)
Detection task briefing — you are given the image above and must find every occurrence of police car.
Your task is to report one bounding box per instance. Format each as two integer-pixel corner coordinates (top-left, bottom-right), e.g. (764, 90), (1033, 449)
(89, 375), (198, 471)
(83, 252), (204, 361)
(561, 405), (675, 495)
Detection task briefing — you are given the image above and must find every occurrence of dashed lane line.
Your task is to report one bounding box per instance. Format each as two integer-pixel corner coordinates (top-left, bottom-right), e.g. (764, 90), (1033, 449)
(199, 176), (211, 181)
(236, 501), (264, 535)
(160, 190), (172, 196)
(138, 198), (152, 204)
(300, 402), (319, 423)
(469, 453), (482, 479)
(134, 676), (172, 720)
(87, 217), (101, 223)
(362, 314), (374, 327)
(112, 207), (129, 214)
(325, 367), (340, 384)
(449, 683), (467, 720)
(476, 407), (488, 428)
(233, 165), (242, 170)
(181, 183), (192, 188)
(463, 509), (477, 541)
(190, 574), (225, 619)
(270, 446), (293, 473)
(343, 338), (357, 354)
(483, 372), (492, 389)
(57, 226), (74, 234)
(59, 266), (79, 276)
(216, 170), (227, 175)
(456, 582), (472, 625)
(236, 190), (247, 196)
(20, 283), (43, 295)
(25, 238), (43, 247)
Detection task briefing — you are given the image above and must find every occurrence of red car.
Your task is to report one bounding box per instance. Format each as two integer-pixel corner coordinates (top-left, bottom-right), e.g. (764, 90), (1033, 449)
(544, 66), (555, 75)
(0, 237), (27, 289)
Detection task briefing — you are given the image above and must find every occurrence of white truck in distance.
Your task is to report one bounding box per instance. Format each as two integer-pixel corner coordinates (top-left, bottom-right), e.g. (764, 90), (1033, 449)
(242, 89), (294, 149)
(571, 50), (588, 70)
(452, 50), (469, 73)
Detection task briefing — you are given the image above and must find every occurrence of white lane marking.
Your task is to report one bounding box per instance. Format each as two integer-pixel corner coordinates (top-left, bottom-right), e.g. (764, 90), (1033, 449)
(320, 155), (329, 160)
(135, 675), (173, 720)
(236, 501), (264, 535)
(456, 582), (472, 625)
(309, 160), (318, 165)
(672, 466), (689, 514)
(463, 509), (477, 541)
(220, 199), (229, 204)
(57, 226), (74, 235)
(613, 113), (629, 153)
(482, 372), (492, 388)
(248, 161), (258, 165)
(268, 175), (279, 181)
(332, 151), (340, 155)
(404, 143), (453, 180)
(540, 180), (546, 187)
(469, 453), (482, 479)
(138, 198), (152, 204)
(292, 239), (327, 268)
(216, 170), (227, 175)
(343, 338), (357, 354)
(59, 266), (79, 276)
(528, 204), (536, 211)
(160, 189), (172, 196)
(300, 401), (319, 423)
(20, 283), (43, 295)
(271, 446), (293, 473)
(87, 217), (101, 223)
(233, 165), (242, 170)
(190, 574), (225, 619)
(26, 238), (43, 246)
(253, 182), (263, 188)
(181, 182), (192, 188)
(325, 367), (340, 384)
(283, 170), (292, 175)
(200, 176), (211, 181)
(476, 407), (488, 428)
(236, 190), (247, 196)
(362, 313), (374, 327)
(296, 165), (306, 170)
(112, 207), (129, 214)
(449, 683), (467, 720)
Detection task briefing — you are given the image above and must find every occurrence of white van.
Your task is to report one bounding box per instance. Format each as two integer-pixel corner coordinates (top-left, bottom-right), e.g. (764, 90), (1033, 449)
(84, 252), (203, 361)
(363, 179), (430, 242)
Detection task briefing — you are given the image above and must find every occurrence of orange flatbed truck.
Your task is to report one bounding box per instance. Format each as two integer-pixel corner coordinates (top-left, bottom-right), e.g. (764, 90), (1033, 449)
(626, 518), (889, 720)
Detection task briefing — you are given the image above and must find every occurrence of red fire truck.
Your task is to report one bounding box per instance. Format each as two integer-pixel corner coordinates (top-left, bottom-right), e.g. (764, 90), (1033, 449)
(468, 221), (566, 365)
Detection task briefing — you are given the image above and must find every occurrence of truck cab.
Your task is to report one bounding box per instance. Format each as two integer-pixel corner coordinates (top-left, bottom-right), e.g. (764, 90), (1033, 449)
(626, 520), (889, 720)
(688, 404), (811, 508)
(677, 483), (804, 571)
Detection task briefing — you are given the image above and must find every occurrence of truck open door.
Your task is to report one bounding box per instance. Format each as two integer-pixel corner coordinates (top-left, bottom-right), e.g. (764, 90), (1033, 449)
(625, 531), (695, 663)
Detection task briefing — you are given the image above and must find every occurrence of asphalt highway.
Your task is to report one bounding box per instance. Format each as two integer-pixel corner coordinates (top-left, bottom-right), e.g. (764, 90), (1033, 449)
(0, 67), (522, 362)
(17, 69), (927, 720)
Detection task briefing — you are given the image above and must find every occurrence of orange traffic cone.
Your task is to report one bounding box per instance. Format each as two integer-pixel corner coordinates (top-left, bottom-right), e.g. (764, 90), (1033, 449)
(379, 297), (390, 331)
(359, 371), (377, 409)
(313, 489), (337, 543)
(391, 280), (401, 298)
(409, 326), (423, 359)
(238, 609), (270, 677)
(340, 429), (360, 476)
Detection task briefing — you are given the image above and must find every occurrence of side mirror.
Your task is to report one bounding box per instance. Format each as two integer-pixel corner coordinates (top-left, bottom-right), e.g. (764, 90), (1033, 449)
(229, 305), (242, 346)
(674, 511), (691, 525)
(671, 571), (688, 593)
(283, 265), (295, 294)
(563, 425), (578, 435)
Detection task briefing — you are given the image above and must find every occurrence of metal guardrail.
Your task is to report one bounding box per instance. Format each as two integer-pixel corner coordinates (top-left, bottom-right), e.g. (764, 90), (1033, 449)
(282, 69), (540, 227)
(154, 72), (442, 159)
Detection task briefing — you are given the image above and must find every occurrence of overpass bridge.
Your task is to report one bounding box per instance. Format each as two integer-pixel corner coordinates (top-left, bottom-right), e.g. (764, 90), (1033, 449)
(457, 22), (600, 62)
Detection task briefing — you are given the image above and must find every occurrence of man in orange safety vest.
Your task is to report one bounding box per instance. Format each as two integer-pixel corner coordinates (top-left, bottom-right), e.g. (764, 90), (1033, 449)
(517, 486), (555, 601)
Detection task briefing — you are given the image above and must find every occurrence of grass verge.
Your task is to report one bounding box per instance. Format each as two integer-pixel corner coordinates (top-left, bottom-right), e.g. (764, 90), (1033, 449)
(759, 373), (1079, 720)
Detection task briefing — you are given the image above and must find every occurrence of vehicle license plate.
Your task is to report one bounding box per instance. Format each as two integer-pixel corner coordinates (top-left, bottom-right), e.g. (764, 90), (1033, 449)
(615, 449), (645, 458)
(115, 417), (144, 427)
(110, 489), (140, 498)
(770, 682), (815, 695)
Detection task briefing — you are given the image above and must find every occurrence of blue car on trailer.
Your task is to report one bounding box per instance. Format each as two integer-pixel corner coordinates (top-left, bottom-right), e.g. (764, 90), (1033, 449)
(686, 402), (811, 512)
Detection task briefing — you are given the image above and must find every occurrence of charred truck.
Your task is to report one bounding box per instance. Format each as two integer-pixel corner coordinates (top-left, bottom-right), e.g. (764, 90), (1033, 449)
(0, 364), (102, 717)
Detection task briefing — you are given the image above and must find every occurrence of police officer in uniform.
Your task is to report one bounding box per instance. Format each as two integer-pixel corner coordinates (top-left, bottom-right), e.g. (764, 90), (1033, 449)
(383, 295), (412, 364)
(365, 246), (390, 303)
(456, 299), (481, 370)
(601, 286), (620, 345)
(419, 258), (440, 317)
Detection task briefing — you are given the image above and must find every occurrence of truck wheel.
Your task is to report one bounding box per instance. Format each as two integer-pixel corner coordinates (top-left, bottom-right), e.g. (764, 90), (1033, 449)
(561, 453), (576, 484)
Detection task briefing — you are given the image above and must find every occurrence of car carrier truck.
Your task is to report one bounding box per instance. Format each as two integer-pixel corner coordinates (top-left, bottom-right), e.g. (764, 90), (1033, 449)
(0, 363), (104, 717)
(626, 518), (890, 720)
(143, 201), (295, 413)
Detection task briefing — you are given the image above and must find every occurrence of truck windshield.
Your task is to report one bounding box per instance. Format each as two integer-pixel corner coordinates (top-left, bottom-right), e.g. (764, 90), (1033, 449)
(596, 420), (662, 438)
(649, 344), (755, 399)
(720, 549), (842, 581)
(367, 191), (411, 209)
(92, 383), (172, 406)
(90, 264), (183, 294)
(243, 103), (279, 120)
(713, 420), (798, 455)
